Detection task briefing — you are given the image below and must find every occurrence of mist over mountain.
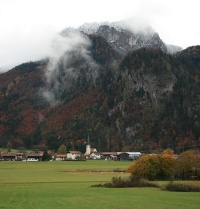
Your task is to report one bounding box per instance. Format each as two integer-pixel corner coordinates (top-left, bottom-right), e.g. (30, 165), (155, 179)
(62, 21), (181, 54)
(0, 22), (199, 153)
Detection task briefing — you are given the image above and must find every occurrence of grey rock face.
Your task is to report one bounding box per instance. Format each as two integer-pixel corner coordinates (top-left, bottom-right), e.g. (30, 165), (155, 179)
(95, 25), (167, 54)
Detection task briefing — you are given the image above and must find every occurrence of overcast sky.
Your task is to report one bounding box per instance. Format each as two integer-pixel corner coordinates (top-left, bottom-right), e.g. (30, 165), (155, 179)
(0, 0), (199, 71)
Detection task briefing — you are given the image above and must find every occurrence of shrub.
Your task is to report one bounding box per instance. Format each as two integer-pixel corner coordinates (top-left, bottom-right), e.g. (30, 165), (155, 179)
(91, 177), (159, 188)
(128, 153), (175, 181)
(158, 153), (176, 179)
(165, 182), (200, 192)
(161, 148), (174, 156)
(128, 149), (200, 181)
(174, 150), (200, 180)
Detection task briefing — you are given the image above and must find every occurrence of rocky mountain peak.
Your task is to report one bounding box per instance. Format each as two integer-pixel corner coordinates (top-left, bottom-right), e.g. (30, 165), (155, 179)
(95, 24), (167, 54)
(61, 21), (179, 54)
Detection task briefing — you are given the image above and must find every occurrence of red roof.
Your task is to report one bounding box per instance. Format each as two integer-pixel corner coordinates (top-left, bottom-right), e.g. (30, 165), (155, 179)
(16, 153), (25, 156)
(26, 153), (42, 157)
(1, 153), (16, 157)
(56, 154), (67, 158)
(102, 152), (117, 156)
(69, 151), (82, 154)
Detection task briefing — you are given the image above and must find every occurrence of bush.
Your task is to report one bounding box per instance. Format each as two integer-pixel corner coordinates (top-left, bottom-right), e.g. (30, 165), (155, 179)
(91, 177), (159, 188)
(128, 153), (175, 181)
(174, 150), (200, 180)
(128, 149), (200, 181)
(165, 182), (200, 192)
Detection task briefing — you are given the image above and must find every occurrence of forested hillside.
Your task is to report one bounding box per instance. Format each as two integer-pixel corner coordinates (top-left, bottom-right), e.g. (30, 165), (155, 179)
(0, 26), (200, 153)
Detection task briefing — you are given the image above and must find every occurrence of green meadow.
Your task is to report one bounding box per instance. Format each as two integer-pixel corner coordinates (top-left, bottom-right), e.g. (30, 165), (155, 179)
(0, 160), (199, 209)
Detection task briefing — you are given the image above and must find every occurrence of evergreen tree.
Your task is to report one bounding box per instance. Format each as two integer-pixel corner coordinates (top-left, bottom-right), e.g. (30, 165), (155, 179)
(42, 150), (52, 161)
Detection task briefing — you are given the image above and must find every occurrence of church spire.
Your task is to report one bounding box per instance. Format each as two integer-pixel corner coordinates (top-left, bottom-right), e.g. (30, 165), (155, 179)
(85, 135), (91, 155)
(87, 135), (90, 145)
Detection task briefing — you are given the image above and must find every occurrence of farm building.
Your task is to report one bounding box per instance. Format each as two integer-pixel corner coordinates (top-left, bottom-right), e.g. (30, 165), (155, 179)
(26, 152), (43, 161)
(0, 152), (16, 161)
(117, 152), (141, 161)
(90, 151), (102, 159)
(55, 154), (67, 161)
(102, 152), (117, 160)
(67, 151), (83, 160)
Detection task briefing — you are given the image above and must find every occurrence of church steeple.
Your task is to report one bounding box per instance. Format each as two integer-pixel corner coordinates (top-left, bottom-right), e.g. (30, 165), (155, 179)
(85, 135), (91, 155)
(87, 135), (90, 145)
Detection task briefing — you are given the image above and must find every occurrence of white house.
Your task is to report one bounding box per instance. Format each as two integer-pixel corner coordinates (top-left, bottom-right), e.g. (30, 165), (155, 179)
(55, 154), (67, 161)
(67, 151), (82, 160)
(126, 152), (141, 160)
(90, 151), (102, 159)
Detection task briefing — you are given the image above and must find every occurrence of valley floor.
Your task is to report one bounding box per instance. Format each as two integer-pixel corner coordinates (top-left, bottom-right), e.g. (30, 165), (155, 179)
(0, 161), (199, 209)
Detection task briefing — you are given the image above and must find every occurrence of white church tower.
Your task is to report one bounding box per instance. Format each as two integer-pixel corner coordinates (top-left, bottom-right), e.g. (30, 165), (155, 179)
(85, 135), (91, 155)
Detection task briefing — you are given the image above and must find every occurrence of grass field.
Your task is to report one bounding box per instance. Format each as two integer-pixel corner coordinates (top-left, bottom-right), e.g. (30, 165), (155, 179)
(0, 160), (200, 209)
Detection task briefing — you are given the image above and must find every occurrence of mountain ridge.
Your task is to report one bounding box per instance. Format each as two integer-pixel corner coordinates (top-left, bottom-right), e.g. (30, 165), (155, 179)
(62, 22), (182, 54)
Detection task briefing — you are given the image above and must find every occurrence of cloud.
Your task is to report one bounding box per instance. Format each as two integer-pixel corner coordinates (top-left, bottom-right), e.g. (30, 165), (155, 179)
(0, 24), (57, 71)
(0, 0), (200, 71)
(120, 17), (153, 34)
(41, 31), (98, 105)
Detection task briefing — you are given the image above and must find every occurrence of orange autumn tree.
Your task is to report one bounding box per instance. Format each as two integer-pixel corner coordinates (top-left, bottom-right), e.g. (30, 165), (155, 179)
(159, 152), (176, 179)
(175, 150), (200, 180)
(161, 148), (174, 156)
(128, 150), (175, 181)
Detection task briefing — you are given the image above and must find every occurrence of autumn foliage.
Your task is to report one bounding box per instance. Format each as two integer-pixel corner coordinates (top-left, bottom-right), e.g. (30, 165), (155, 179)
(128, 150), (175, 180)
(128, 149), (200, 181)
(0, 42), (200, 152)
(174, 150), (200, 180)
(57, 144), (67, 154)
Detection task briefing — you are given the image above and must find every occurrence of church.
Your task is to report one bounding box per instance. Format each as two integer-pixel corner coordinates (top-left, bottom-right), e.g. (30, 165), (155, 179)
(85, 135), (100, 159)
(85, 135), (91, 155)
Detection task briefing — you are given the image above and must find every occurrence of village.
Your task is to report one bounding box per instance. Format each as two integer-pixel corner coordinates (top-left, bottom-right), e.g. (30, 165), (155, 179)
(0, 150), (141, 161)
(0, 137), (141, 161)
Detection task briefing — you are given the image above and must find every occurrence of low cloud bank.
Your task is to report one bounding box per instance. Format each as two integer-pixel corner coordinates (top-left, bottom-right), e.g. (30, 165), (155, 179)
(41, 31), (98, 105)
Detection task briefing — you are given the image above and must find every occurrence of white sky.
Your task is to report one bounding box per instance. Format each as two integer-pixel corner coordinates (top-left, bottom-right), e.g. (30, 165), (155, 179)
(0, 0), (200, 70)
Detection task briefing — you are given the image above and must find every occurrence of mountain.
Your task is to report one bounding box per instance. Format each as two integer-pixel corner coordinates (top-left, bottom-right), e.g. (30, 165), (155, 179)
(0, 23), (199, 153)
(62, 22), (180, 54)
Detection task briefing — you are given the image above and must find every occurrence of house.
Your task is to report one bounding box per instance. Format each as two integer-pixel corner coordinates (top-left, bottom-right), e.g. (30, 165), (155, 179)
(55, 154), (67, 161)
(67, 151), (82, 160)
(117, 152), (141, 161)
(26, 158), (39, 162)
(102, 152), (117, 160)
(90, 148), (97, 153)
(0, 152), (26, 161)
(126, 152), (141, 160)
(0, 152), (16, 161)
(26, 152), (43, 161)
(16, 152), (25, 160)
(117, 152), (129, 161)
(90, 151), (102, 159)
